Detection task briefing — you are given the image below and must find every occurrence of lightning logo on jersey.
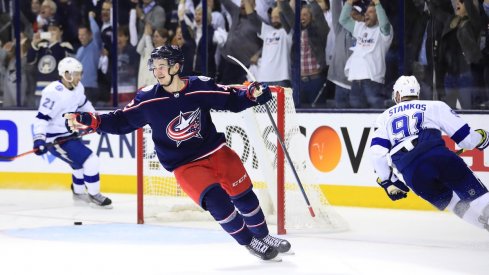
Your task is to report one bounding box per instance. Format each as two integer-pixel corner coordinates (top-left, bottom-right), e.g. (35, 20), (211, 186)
(166, 108), (202, 146)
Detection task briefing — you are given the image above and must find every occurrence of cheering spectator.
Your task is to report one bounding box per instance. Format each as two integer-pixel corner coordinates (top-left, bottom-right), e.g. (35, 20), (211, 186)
(76, 11), (102, 105)
(137, 24), (169, 88)
(135, 0), (166, 40)
(428, 0), (483, 109)
(219, 0), (262, 85)
(27, 19), (74, 103)
(0, 37), (29, 107)
(279, 0), (329, 107)
(254, 4), (292, 87)
(340, 0), (393, 109)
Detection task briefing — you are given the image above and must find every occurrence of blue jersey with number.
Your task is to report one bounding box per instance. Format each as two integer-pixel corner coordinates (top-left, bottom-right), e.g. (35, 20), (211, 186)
(370, 100), (483, 180)
(98, 76), (258, 171)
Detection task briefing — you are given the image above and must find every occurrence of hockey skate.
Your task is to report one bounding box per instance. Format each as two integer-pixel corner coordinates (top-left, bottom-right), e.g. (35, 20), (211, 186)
(478, 204), (489, 231)
(245, 236), (280, 261)
(261, 235), (292, 254)
(88, 193), (113, 209)
(71, 184), (90, 205)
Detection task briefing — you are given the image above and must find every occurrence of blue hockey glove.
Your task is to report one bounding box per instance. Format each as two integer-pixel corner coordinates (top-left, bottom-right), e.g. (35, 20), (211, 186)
(246, 82), (272, 105)
(63, 112), (100, 134)
(475, 129), (489, 150)
(33, 138), (48, 155)
(377, 177), (410, 201)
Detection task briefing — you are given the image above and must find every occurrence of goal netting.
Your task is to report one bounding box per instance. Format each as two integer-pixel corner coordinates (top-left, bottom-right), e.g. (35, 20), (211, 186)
(136, 86), (348, 234)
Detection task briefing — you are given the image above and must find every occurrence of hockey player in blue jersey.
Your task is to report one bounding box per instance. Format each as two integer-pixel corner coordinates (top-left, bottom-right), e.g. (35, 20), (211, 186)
(33, 57), (112, 208)
(370, 75), (489, 231)
(64, 45), (291, 261)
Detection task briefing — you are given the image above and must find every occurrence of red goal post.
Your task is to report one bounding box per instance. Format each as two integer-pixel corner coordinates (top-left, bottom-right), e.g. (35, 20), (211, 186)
(136, 86), (348, 234)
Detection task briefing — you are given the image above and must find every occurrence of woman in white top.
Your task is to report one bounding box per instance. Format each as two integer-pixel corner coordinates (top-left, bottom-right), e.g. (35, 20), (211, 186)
(136, 24), (169, 88)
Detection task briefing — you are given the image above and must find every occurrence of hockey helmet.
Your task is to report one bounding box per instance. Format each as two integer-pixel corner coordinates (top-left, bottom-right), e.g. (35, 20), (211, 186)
(148, 45), (184, 72)
(392, 75), (420, 104)
(58, 57), (83, 78)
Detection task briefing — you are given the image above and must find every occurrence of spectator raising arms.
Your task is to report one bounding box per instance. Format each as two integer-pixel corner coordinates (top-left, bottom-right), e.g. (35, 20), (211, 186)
(279, 0), (329, 107)
(340, 0), (393, 109)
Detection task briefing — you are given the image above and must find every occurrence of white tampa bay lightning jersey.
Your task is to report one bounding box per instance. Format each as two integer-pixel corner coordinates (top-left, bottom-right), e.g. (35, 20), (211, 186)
(33, 80), (95, 142)
(370, 100), (483, 180)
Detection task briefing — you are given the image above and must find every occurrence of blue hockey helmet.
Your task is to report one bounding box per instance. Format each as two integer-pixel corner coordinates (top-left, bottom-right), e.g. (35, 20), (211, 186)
(148, 45), (184, 73)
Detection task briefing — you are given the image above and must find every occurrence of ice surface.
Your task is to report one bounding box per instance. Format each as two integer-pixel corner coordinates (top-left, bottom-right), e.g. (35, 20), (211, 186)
(0, 189), (488, 275)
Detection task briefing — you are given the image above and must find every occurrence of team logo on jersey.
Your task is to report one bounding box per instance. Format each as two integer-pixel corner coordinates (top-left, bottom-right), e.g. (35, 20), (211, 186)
(38, 55), (57, 74)
(166, 108), (202, 146)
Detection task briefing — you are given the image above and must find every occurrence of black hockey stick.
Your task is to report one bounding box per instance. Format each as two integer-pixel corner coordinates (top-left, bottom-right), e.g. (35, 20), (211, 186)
(227, 55), (316, 217)
(0, 131), (93, 161)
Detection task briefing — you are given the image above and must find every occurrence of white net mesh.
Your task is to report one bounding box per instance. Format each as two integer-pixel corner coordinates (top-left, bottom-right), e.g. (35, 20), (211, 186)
(140, 87), (348, 233)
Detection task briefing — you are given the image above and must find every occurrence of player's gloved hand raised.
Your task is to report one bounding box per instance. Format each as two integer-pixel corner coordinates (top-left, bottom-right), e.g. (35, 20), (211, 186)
(63, 112), (100, 134)
(33, 138), (48, 155)
(475, 129), (489, 151)
(246, 82), (272, 105)
(377, 177), (410, 201)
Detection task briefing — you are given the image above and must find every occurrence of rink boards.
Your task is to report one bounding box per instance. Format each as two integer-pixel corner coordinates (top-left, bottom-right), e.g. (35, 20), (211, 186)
(1, 110), (488, 210)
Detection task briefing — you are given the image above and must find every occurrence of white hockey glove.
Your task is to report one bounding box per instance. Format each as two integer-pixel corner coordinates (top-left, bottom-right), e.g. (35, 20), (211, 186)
(377, 177), (410, 201)
(475, 129), (489, 151)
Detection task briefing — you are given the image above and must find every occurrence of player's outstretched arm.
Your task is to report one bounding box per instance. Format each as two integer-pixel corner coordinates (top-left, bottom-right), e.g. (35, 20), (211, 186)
(63, 112), (100, 134)
(376, 177), (410, 201)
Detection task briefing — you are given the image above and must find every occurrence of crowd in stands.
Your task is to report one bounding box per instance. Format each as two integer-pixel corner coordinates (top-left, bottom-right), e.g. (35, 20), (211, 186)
(0, 0), (488, 109)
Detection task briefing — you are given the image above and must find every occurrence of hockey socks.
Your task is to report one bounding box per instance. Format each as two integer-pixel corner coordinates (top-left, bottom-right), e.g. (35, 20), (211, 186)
(232, 190), (269, 238)
(204, 186), (254, 245)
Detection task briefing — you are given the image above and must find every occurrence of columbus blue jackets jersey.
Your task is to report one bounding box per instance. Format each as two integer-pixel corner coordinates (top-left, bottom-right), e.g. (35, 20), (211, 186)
(98, 76), (258, 171)
(370, 100), (483, 181)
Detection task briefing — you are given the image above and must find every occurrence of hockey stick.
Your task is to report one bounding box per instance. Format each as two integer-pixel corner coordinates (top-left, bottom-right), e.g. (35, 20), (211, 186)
(227, 55), (316, 217)
(456, 148), (466, 155)
(0, 131), (93, 161)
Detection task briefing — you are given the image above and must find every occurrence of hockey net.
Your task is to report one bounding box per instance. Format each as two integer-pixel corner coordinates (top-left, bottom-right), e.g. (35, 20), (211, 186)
(136, 86), (348, 234)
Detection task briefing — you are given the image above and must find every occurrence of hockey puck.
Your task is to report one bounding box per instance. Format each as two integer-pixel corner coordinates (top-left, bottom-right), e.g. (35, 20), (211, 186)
(74, 221), (82, 225)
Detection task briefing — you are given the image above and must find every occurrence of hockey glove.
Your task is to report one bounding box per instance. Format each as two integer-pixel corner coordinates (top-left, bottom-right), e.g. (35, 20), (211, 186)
(33, 138), (48, 155)
(63, 112), (100, 134)
(475, 129), (489, 151)
(377, 177), (410, 201)
(246, 82), (272, 105)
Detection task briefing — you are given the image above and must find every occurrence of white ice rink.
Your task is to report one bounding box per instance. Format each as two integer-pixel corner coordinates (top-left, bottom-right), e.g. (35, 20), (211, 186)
(1, 189), (489, 275)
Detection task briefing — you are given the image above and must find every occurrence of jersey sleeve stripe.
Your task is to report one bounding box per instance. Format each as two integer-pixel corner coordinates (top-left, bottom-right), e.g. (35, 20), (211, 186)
(36, 112), (52, 121)
(371, 137), (391, 150)
(451, 124), (470, 144)
(185, 91), (230, 96)
(78, 97), (88, 108)
(123, 97), (170, 112)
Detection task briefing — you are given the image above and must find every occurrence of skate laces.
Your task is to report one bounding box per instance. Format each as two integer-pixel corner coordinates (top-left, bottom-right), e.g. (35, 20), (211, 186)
(262, 235), (282, 248)
(248, 237), (270, 254)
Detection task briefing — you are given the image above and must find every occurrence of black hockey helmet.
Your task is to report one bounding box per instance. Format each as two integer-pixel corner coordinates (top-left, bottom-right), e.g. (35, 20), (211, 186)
(148, 45), (184, 73)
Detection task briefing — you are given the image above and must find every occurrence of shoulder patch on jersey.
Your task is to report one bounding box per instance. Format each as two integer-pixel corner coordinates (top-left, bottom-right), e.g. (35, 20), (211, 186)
(141, 85), (154, 92)
(197, 76), (211, 82)
(55, 84), (64, 91)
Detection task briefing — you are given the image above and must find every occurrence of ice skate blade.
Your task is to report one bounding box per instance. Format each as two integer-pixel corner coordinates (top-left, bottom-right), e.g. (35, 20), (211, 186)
(263, 255), (282, 262)
(280, 250), (295, 255)
(72, 199), (90, 206)
(89, 202), (113, 209)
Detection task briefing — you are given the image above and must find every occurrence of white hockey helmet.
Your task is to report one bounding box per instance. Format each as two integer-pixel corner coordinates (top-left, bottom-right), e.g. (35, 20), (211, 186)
(58, 57), (83, 78)
(392, 75), (420, 104)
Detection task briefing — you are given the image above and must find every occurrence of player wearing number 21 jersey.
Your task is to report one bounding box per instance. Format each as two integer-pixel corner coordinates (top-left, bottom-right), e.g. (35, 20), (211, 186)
(33, 57), (112, 208)
(370, 75), (489, 232)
